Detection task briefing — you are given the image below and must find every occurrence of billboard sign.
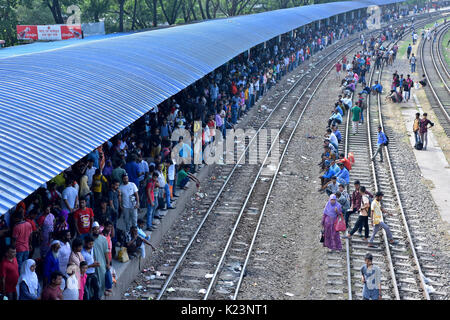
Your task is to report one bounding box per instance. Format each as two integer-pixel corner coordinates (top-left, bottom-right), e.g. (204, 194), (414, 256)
(17, 25), (82, 41)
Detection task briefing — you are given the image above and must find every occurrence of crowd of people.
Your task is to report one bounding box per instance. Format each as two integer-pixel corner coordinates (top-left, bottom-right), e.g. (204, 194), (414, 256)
(320, 27), (404, 300)
(0, 14), (374, 300)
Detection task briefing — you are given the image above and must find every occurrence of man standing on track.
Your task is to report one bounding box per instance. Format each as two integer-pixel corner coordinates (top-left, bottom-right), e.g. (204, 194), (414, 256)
(351, 102), (362, 135)
(371, 126), (388, 163)
(335, 60), (342, 79)
(368, 192), (398, 248)
(360, 253), (382, 300)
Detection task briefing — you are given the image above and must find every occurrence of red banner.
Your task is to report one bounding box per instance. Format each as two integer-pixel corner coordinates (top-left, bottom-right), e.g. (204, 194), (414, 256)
(17, 25), (38, 40)
(17, 25), (82, 41)
(60, 25), (82, 40)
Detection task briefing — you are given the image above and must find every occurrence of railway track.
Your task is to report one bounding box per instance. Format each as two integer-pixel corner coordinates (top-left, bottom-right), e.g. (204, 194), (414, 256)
(419, 21), (450, 136)
(153, 32), (365, 300)
(124, 12), (442, 301)
(338, 16), (447, 300)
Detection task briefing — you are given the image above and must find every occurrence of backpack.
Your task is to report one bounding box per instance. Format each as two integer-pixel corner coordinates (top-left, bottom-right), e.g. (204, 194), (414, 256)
(384, 135), (389, 146)
(415, 141), (423, 150)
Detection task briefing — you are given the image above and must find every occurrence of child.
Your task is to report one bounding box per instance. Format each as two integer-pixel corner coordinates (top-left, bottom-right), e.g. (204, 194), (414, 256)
(102, 224), (113, 296)
(79, 261), (88, 300)
(63, 265), (79, 300)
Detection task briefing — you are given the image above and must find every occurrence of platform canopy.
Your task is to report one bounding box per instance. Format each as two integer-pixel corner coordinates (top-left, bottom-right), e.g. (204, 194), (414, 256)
(0, 0), (404, 214)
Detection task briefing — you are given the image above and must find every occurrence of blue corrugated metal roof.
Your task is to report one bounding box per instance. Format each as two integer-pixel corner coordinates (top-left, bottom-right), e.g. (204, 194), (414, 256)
(0, 0), (404, 214)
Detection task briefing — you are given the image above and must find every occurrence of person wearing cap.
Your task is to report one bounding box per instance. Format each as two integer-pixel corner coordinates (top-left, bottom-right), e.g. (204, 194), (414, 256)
(335, 161), (349, 186)
(371, 126), (388, 162)
(91, 221), (110, 298)
(361, 253), (382, 300)
(368, 191), (398, 247)
(43, 240), (61, 285)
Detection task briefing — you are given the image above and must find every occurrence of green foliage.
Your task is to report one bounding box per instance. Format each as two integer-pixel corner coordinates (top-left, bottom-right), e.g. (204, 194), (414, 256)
(0, 0), (19, 46)
(1, 0), (354, 47)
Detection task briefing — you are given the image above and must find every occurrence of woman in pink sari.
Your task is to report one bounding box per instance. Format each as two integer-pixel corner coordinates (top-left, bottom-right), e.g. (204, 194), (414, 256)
(321, 194), (342, 251)
(39, 204), (55, 259)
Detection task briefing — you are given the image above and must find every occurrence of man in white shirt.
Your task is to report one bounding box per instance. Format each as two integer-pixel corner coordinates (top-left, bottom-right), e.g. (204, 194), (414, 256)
(119, 174), (139, 232)
(166, 159), (178, 199)
(84, 160), (96, 188)
(61, 179), (78, 213)
(342, 95), (352, 110)
(58, 230), (72, 277)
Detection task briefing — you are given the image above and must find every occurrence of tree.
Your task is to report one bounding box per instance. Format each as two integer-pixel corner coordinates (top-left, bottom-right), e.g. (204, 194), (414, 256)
(0, 0), (18, 46)
(219, 0), (259, 16)
(117, 0), (126, 31)
(159, 0), (182, 25)
(144, 0), (158, 26)
(44, 0), (64, 23)
(83, 0), (110, 22)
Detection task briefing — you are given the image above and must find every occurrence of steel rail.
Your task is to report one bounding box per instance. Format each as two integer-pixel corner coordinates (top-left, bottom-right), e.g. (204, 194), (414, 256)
(232, 15), (437, 301)
(155, 35), (359, 300)
(419, 23), (450, 123)
(435, 24), (450, 80)
(374, 70), (431, 301)
(229, 41), (361, 300)
(374, 28), (433, 301)
(366, 52), (401, 301)
(430, 23), (450, 90)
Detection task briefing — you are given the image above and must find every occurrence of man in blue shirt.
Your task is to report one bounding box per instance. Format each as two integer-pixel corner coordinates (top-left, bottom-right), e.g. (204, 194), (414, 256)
(320, 160), (339, 189)
(125, 154), (140, 186)
(328, 108), (343, 127)
(371, 81), (383, 94)
(371, 126), (388, 162)
(335, 162), (350, 186)
(335, 103), (344, 116)
(332, 125), (342, 144)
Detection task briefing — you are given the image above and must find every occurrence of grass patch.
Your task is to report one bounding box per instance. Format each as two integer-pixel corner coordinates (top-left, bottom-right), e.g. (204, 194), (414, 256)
(443, 29), (450, 67)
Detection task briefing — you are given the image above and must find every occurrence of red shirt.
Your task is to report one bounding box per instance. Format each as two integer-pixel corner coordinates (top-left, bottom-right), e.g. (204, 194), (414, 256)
(42, 284), (63, 300)
(25, 218), (37, 232)
(340, 158), (352, 171)
(146, 181), (156, 204)
(74, 208), (94, 235)
(12, 221), (33, 252)
(0, 258), (19, 293)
